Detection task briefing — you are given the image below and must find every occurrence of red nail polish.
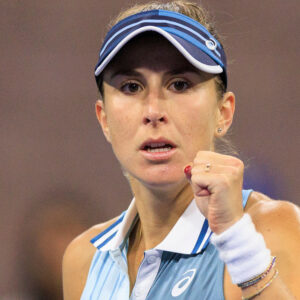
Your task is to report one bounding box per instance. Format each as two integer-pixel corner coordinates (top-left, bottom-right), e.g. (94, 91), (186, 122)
(184, 165), (192, 179)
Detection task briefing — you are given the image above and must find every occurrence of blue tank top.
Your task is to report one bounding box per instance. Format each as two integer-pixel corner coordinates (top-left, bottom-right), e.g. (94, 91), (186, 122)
(81, 190), (252, 300)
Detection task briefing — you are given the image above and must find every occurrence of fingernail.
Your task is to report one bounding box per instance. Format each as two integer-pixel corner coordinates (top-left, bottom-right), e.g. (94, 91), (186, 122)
(184, 165), (192, 179)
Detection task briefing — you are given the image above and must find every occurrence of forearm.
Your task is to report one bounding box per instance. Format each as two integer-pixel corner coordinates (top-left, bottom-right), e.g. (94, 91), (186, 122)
(211, 213), (299, 300)
(240, 270), (296, 300)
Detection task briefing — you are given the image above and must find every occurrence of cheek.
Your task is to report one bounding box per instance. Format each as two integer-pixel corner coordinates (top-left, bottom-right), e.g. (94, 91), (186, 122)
(105, 100), (140, 148)
(107, 113), (133, 144)
(172, 98), (217, 138)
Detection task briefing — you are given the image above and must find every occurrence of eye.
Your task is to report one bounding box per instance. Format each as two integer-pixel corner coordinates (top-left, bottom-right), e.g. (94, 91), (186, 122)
(169, 80), (191, 92)
(120, 81), (142, 94)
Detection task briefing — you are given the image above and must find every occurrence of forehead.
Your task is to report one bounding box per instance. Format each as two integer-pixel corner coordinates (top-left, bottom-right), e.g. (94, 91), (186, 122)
(103, 32), (200, 76)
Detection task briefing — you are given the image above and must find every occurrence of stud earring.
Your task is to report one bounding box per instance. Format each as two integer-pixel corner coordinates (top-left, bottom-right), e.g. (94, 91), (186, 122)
(217, 128), (222, 133)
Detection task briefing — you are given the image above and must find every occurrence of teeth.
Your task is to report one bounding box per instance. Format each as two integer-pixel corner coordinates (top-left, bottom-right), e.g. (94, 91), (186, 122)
(147, 147), (172, 153)
(150, 142), (166, 148)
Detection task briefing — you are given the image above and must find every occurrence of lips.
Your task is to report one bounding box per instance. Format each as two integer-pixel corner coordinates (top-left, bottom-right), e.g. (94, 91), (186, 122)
(140, 138), (176, 152)
(139, 138), (176, 161)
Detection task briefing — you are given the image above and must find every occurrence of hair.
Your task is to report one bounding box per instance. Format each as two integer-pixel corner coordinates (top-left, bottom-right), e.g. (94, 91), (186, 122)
(96, 1), (237, 156)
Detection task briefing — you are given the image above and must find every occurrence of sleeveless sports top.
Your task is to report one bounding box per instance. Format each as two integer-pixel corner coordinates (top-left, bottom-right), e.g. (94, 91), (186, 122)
(81, 189), (253, 300)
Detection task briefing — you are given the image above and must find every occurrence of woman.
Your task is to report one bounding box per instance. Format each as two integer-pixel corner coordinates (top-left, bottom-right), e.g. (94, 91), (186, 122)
(63, 1), (300, 299)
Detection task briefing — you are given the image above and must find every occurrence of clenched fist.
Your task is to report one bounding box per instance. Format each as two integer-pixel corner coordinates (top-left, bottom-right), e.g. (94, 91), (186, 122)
(184, 151), (244, 234)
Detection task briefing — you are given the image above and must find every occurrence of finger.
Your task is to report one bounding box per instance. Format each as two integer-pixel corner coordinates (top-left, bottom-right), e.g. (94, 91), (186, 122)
(196, 187), (210, 197)
(184, 164), (211, 196)
(194, 151), (243, 168)
(190, 172), (230, 197)
(183, 164), (193, 181)
(192, 164), (238, 176)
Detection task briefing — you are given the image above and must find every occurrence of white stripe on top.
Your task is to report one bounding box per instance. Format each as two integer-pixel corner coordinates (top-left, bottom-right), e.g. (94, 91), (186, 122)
(100, 18), (220, 57)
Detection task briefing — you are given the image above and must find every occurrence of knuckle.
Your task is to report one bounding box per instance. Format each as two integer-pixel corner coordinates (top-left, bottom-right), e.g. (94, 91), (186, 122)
(229, 157), (244, 172)
(237, 159), (244, 171)
(193, 157), (201, 165)
(194, 155), (205, 165)
(194, 150), (210, 161)
(190, 172), (201, 182)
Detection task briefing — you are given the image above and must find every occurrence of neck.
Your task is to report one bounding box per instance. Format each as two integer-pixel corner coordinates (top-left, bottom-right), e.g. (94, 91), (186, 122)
(128, 176), (194, 250)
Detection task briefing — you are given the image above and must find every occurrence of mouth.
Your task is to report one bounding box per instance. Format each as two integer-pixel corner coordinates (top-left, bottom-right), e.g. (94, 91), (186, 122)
(140, 138), (176, 152)
(139, 138), (176, 160)
(143, 142), (174, 153)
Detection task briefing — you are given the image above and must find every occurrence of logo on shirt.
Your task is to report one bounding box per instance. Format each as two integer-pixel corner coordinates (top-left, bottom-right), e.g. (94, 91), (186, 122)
(171, 269), (197, 297)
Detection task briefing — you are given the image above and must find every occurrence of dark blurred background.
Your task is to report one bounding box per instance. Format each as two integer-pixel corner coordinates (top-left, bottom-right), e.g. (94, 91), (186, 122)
(0, 0), (299, 298)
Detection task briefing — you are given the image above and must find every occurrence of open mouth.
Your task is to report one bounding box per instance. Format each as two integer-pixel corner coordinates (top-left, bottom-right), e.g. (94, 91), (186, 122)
(140, 138), (176, 154)
(143, 142), (174, 153)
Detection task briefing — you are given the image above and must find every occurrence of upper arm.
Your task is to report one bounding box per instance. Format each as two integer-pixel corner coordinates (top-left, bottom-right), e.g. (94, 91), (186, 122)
(62, 219), (118, 300)
(248, 195), (300, 297)
(62, 231), (96, 300)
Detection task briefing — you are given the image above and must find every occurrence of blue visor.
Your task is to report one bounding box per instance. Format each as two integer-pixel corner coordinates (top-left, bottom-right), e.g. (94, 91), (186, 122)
(95, 9), (227, 87)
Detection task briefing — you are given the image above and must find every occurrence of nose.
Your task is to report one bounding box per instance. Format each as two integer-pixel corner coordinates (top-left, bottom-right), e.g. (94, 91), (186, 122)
(142, 95), (168, 126)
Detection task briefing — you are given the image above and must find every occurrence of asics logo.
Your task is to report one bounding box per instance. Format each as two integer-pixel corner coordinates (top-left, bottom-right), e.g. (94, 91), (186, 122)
(205, 38), (217, 51)
(171, 269), (196, 297)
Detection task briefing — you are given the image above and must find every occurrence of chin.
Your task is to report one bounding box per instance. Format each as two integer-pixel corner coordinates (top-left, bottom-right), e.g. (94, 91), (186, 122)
(138, 170), (186, 190)
(124, 160), (187, 188)
(143, 180), (185, 194)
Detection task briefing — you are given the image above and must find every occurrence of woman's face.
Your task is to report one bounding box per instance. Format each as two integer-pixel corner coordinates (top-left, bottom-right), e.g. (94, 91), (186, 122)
(97, 33), (234, 189)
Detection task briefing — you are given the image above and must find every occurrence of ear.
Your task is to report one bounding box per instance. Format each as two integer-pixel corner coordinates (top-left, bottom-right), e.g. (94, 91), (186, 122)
(95, 100), (111, 143)
(215, 91), (235, 136)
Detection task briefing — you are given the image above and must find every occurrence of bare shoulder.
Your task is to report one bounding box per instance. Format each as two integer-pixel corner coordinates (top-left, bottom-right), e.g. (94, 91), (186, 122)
(245, 191), (300, 229)
(62, 217), (119, 300)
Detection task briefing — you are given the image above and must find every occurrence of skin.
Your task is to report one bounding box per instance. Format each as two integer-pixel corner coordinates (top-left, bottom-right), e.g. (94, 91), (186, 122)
(63, 33), (300, 299)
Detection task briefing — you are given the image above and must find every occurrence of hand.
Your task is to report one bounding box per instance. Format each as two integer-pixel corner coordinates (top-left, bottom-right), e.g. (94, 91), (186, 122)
(184, 151), (244, 234)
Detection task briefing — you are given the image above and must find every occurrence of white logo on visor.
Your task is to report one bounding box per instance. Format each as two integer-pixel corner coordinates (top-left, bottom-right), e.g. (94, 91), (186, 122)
(205, 38), (217, 51)
(171, 269), (196, 297)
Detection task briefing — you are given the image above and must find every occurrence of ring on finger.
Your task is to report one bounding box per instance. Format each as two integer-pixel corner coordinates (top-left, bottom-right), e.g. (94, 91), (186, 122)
(204, 163), (211, 172)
